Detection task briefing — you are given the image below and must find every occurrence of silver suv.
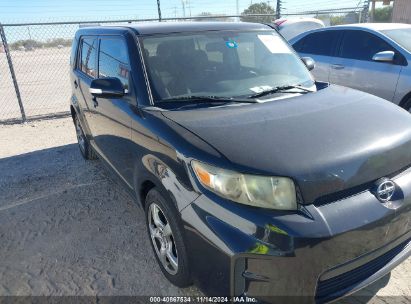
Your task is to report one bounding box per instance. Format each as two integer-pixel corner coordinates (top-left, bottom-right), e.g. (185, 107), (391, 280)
(290, 23), (411, 111)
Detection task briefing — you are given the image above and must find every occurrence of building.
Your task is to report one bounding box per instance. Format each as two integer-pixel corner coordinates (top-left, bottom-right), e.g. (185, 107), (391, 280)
(392, 0), (411, 24)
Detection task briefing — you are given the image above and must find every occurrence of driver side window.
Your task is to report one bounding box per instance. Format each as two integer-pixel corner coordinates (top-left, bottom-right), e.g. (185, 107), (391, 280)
(340, 30), (394, 61)
(98, 37), (130, 90)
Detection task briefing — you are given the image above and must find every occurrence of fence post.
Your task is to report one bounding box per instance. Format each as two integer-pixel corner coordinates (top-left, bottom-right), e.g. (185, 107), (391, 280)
(276, 0), (282, 19)
(0, 23), (26, 122)
(157, 0), (162, 21)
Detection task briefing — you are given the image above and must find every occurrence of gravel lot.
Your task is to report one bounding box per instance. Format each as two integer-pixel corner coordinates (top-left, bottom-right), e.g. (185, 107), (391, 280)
(0, 47), (71, 121)
(0, 117), (410, 303)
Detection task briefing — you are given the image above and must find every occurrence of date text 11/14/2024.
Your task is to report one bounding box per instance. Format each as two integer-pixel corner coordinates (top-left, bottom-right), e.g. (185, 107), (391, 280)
(149, 297), (258, 303)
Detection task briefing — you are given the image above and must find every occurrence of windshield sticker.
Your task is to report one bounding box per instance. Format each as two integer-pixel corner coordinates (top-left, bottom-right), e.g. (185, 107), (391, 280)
(250, 85), (273, 93)
(257, 35), (291, 54)
(225, 40), (238, 49)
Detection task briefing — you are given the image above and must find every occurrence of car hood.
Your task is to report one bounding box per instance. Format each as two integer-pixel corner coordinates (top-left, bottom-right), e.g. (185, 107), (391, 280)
(162, 85), (411, 204)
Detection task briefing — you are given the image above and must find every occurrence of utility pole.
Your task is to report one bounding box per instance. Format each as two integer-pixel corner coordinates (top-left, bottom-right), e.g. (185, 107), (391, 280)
(370, 0), (376, 22)
(362, 0), (371, 22)
(156, 0), (162, 21)
(276, 0), (282, 19)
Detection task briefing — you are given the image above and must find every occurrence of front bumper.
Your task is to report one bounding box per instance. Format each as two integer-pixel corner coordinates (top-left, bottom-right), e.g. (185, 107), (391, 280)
(180, 167), (411, 303)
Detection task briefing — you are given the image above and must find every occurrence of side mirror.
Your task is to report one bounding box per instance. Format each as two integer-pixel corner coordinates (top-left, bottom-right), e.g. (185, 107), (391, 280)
(301, 57), (315, 71)
(372, 51), (395, 63)
(89, 77), (125, 98)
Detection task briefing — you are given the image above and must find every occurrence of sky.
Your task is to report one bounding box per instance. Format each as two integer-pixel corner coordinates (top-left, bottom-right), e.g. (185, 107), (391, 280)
(0, 0), (384, 24)
(0, 0), (389, 43)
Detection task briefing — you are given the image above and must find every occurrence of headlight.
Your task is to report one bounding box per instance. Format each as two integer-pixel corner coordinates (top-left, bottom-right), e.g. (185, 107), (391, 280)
(191, 161), (297, 210)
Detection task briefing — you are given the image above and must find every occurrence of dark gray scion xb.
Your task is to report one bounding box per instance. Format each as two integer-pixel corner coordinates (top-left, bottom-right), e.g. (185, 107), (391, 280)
(70, 22), (411, 303)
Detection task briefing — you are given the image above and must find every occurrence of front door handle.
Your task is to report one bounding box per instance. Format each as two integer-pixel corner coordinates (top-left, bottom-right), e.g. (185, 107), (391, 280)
(92, 96), (98, 108)
(331, 64), (345, 70)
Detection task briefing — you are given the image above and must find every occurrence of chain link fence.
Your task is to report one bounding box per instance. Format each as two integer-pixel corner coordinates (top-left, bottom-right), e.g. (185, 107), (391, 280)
(0, 7), (368, 123)
(285, 7), (369, 26)
(1, 21), (92, 123)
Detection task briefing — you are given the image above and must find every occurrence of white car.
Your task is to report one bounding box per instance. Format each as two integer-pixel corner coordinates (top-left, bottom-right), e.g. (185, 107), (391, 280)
(274, 17), (325, 40)
(290, 23), (411, 111)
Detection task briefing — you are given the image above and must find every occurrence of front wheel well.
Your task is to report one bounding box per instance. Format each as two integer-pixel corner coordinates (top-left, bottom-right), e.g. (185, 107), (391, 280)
(399, 91), (411, 109)
(139, 180), (156, 208)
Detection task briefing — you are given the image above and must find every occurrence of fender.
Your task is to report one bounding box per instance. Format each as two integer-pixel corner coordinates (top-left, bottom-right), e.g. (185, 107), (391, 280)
(130, 109), (229, 213)
(133, 153), (200, 212)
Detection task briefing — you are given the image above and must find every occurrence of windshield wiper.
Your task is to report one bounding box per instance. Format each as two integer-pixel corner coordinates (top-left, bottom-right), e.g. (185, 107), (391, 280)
(157, 95), (257, 104)
(248, 85), (315, 99)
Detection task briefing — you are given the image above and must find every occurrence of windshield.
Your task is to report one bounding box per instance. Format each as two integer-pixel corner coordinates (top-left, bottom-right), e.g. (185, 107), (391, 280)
(140, 30), (314, 103)
(382, 28), (411, 53)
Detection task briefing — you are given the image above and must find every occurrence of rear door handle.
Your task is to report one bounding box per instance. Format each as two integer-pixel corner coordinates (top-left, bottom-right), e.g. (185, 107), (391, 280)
(74, 80), (78, 89)
(331, 64), (345, 70)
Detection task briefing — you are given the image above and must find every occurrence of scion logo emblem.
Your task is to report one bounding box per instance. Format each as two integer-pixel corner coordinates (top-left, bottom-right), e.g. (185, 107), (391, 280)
(376, 179), (396, 202)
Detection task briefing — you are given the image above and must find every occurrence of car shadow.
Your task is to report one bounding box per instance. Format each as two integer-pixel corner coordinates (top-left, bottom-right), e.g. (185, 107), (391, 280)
(0, 143), (201, 296)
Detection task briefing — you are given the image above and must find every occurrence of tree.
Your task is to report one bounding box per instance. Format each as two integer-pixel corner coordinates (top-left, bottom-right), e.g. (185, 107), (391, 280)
(373, 6), (392, 23)
(240, 2), (275, 23)
(316, 14), (345, 26)
(198, 12), (212, 18)
(10, 38), (73, 50)
(343, 12), (360, 24)
(10, 39), (40, 50)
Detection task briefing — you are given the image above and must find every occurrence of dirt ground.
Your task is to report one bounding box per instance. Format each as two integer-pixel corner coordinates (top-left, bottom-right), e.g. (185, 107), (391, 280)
(0, 117), (410, 303)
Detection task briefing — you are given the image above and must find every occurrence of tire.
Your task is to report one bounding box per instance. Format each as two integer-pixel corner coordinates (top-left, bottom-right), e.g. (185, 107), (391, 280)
(145, 188), (192, 287)
(402, 97), (411, 113)
(74, 114), (97, 160)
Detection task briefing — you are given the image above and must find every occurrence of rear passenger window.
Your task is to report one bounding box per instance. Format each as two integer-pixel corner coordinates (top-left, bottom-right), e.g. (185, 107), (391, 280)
(98, 38), (130, 90)
(340, 30), (394, 61)
(79, 37), (97, 78)
(294, 31), (339, 56)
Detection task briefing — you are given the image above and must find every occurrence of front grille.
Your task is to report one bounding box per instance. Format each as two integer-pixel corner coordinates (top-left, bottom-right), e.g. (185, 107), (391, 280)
(316, 240), (410, 303)
(313, 181), (373, 206)
(314, 165), (411, 206)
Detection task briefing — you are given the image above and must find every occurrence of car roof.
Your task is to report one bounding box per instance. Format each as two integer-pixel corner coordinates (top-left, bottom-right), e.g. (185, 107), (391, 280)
(76, 21), (272, 36)
(289, 22), (411, 44)
(329, 23), (411, 31)
(276, 17), (325, 26)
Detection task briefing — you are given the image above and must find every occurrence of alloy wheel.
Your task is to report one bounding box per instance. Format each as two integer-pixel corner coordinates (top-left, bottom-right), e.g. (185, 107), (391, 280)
(148, 203), (179, 275)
